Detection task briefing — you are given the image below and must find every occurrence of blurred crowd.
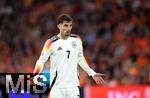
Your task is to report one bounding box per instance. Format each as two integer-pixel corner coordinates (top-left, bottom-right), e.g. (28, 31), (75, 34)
(0, 0), (150, 86)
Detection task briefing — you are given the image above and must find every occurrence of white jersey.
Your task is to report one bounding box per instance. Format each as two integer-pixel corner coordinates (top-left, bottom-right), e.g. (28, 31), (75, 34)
(34, 34), (96, 88)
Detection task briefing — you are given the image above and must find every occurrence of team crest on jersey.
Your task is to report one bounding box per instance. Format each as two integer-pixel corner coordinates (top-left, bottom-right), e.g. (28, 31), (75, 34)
(71, 41), (77, 48)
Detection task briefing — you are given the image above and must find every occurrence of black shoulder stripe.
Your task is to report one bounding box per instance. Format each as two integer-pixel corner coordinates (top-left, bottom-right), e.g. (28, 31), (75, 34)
(50, 35), (59, 42)
(70, 34), (79, 38)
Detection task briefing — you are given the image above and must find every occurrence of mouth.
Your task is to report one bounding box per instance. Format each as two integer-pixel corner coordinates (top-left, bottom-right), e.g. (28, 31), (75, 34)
(65, 31), (70, 36)
(65, 33), (70, 36)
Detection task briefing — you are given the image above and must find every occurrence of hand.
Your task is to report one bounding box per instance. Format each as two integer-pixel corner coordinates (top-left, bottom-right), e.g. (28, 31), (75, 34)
(92, 73), (105, 85)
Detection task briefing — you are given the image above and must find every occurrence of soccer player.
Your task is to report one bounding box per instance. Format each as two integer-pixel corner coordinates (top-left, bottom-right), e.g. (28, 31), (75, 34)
(33, 14), (104, 98)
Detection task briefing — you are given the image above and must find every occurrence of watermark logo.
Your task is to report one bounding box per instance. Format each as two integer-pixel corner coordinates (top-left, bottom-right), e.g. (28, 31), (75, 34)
(0, 73), (50, 95)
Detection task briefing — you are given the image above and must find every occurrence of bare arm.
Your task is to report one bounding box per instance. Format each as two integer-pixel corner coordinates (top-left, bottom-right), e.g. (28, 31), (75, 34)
(33, 39), (51, 74)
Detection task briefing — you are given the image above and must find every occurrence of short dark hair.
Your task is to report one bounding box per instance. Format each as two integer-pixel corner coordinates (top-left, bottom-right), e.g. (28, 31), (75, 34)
(56, 14), (73, 24)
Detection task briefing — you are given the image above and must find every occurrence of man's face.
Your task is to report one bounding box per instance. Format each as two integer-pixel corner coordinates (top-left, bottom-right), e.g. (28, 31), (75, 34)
(58, 21), (72, 36)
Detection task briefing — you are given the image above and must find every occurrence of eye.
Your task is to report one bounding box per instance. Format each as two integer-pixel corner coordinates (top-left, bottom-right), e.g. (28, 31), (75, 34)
(64, 24), (68, 27)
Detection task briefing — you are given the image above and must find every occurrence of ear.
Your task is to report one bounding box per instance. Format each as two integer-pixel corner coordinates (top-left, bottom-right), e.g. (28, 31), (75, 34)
(57, 24), (61, 29)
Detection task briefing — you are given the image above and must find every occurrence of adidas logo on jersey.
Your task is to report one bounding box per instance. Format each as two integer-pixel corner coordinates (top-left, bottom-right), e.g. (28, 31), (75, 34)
(57, 47), (62, 51)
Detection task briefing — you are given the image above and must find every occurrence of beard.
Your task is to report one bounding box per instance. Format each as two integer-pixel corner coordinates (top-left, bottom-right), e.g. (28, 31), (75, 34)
(65, 30), (71, 36)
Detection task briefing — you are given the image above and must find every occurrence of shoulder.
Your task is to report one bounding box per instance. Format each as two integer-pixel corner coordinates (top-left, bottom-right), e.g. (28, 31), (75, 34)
(50, 35), (60, 43)
(44, 35), (59, 46)
(46, 35), (59, 43)
(70, 34), (83, 45)
(70, 34), (81, 39)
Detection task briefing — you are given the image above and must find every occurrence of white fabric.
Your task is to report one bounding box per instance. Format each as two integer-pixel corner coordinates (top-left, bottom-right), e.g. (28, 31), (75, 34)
(50, 87), (80, 98)
(35, 35), (96, 88)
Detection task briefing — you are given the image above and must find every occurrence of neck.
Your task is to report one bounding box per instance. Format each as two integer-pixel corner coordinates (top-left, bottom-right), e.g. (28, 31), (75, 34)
(58, 33), (69, 39)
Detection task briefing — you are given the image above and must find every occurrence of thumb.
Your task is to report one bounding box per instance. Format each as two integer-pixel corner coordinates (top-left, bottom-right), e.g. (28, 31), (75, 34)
(96, 73), (104, 76)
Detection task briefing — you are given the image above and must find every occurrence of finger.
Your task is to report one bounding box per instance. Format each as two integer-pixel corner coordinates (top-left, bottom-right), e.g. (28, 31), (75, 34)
(98, 77), (105, 84)
(95, 73), (104, 77)
(101, 79), (105, 84)
(96, 81), (100, 84)
(99, 80), (102, 84)
(97, 79), (102, 84)
(98, 73), (105, 76)
(96, 79), (103, 85)
(100, 77), (105, 83)
(95, 76), (105, 84)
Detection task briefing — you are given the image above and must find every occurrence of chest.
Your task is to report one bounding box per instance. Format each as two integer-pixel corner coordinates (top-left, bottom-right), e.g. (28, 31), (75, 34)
(51, 39), (79, 58)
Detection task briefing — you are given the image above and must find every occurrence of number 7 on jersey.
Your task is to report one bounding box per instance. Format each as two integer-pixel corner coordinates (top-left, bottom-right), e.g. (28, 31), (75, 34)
(66, 50), (70, 59)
